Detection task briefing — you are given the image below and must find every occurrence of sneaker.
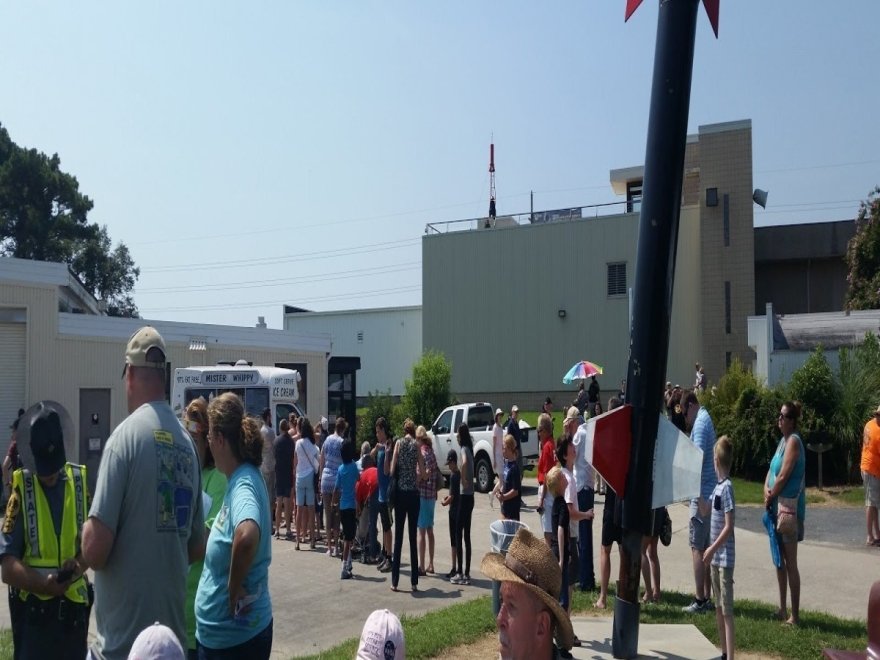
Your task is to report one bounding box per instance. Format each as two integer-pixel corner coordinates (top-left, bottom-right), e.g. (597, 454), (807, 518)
(449, 574), (463, 585)
(461, 574), (471, 585)
(445, 568), (458, 579)
(326, 548), (333, 557)
(682, 600), (704, 614)
(341, 568), (353, 580)
(379, 560), (393, 573)
(702, 599), (716, 612)
(376, 558), (387, 571)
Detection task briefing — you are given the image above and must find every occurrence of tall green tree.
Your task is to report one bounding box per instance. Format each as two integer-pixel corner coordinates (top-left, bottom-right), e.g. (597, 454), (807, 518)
(0, 123), (140, 317)
(402, 350), (452, 428)
(845, 186), (880, 310)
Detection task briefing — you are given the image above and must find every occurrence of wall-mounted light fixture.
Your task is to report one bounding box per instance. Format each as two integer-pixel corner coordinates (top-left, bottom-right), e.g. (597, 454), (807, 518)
(558, 309), (567, 319)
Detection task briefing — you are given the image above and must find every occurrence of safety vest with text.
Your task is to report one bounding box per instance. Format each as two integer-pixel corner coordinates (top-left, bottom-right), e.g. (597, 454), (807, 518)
(11, 463), (89, 604)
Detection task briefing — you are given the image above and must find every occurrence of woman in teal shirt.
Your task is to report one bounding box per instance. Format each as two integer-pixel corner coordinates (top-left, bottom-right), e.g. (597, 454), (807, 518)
(196, 393), (272, 658)
(763, 400), (806, 627)
(184, 398), (228, 659)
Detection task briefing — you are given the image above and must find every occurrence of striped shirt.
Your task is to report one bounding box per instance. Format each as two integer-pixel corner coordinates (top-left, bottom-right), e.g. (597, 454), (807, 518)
(689, 407), (717, 518)
(709, 478), (735, 568)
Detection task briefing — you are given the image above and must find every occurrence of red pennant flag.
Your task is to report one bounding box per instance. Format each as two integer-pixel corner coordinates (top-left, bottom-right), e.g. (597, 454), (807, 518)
(589, 404), (632, 499)
(626, 0), (719, 38)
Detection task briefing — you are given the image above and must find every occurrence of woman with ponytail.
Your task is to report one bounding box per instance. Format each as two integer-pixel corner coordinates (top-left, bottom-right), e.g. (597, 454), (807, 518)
(195, 393), (273, 658)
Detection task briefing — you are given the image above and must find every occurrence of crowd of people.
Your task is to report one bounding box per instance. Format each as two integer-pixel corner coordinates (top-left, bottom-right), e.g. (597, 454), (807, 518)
(0, 334), (833, 660)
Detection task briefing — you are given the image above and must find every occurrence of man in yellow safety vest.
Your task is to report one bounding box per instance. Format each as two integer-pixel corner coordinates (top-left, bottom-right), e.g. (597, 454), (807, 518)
(0, 403), (90, 660)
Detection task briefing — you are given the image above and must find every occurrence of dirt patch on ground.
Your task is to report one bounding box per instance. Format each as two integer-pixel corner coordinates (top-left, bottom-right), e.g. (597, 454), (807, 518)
(433, 632), (775, 659)
(804, 486), (861, 507)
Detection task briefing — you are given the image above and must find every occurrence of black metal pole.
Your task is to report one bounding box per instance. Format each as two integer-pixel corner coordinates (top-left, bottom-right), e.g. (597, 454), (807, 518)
(613, 1), (700, 657)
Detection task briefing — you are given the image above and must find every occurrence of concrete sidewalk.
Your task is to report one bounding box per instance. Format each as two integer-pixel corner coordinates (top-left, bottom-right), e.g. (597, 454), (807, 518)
(0, 481), (871, 658)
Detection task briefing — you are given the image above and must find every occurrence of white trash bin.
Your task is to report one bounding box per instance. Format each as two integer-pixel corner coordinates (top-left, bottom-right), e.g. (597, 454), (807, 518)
(489, 519), (529, 615)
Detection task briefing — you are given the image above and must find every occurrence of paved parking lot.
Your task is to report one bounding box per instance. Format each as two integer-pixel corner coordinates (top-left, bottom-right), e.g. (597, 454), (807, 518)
(0, 480), (873, 658)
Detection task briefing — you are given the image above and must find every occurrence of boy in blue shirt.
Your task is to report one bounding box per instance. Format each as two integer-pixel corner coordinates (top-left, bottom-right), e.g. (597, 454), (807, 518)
(335, 439), (360, 579)
(703, 435), (735, 660)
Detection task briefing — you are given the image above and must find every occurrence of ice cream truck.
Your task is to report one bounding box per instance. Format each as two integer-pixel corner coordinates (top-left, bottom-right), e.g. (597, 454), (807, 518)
(171, 362), (303, 427)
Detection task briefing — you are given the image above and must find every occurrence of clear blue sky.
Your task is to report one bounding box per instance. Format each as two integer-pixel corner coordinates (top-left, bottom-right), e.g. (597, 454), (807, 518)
(2, 1), (878, 327)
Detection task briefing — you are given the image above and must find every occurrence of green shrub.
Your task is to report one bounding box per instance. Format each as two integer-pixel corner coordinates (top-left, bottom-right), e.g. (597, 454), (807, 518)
(357, 390), (405, 442)
(401, 350), (452, 428)
(702, 359), (785, 480)
(787, 347), (839, 435)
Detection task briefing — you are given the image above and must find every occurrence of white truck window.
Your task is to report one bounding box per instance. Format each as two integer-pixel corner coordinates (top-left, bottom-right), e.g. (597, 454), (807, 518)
(433, 410), (453, 435)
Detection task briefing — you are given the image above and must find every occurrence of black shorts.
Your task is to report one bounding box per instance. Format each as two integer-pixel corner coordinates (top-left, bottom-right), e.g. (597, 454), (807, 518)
(602, 506), (622, 546)
(379, 502), (392, 532)
(341, 508), (357, 541)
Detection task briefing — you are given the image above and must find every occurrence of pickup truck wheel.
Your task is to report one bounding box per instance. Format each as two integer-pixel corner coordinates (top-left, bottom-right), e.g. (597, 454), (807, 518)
(475, 455), (493, 493)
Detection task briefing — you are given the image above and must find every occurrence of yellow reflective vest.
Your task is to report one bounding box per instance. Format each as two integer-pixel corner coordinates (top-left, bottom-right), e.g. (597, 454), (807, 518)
(11, 463), (89, 604)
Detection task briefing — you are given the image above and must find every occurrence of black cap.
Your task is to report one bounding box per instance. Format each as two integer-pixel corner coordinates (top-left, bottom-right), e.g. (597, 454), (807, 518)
(29, 408), (66, 476)
(544, 396), (553, 405)
(446, 449), (458, 464)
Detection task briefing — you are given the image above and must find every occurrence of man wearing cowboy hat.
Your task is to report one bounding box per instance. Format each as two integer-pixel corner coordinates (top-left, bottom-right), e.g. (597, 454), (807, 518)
(482, 528), (574, 660)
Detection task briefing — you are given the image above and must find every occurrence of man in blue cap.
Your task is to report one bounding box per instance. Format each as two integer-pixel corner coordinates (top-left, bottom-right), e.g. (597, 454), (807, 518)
(0, 403), (91, 660)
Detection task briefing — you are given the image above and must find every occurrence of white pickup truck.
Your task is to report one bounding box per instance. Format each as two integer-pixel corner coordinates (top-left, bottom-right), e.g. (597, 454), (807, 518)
(428, 402), (539, 493)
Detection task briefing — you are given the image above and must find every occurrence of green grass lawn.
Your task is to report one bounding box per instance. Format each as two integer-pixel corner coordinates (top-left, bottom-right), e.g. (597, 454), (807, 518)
(293, 588), (867, 659)
(0, 587), (864, 660)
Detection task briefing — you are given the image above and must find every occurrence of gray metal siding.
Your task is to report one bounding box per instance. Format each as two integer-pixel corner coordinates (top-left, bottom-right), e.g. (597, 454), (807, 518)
(423, 210), (702, 397)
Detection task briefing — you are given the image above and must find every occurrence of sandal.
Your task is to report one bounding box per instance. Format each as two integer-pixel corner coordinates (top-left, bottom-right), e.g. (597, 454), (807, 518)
(418, 568), (427, 577)
(427, 565), (435, 574)
(391, 585), (400, 592)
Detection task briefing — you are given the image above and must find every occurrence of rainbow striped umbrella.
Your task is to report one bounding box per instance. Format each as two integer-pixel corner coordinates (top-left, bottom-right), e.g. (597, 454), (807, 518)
(562, 360), (604, 384)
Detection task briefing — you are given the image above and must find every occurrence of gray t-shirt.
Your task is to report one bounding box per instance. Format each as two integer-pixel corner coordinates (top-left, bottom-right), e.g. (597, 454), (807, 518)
(89, 401), (204, 660)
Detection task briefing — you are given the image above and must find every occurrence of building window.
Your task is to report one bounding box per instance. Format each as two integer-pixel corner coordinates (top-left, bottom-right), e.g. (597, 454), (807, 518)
(607, 263), (627, 297)
(626, 180), (642, 214)
(706, 187), (718, 207)
(724, 281), (731, 334)
(726, 352), (732, 369)
(723, 193), (730, 247)
(357, 331), (364, 343)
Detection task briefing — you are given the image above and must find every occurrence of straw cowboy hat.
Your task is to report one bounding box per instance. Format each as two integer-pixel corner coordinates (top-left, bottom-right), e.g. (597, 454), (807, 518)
(480, 528), (574, 651)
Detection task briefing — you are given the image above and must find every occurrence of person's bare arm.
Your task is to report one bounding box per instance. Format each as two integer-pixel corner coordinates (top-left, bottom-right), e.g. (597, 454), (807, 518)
(1, 554), (74, 597)
(81, 516), (115, 570)
(227, 520), (260, 614)
(187, 522), (206, 564)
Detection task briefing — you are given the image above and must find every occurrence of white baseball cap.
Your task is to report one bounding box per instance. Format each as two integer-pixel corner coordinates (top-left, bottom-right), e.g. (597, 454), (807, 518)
(128, 622), (184, 660)
(357, 609), (405, 660)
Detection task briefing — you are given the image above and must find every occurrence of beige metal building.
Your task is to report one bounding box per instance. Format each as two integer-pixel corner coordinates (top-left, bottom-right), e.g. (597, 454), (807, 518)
(0, 257), (330, 484)
(422, 119), (755, 410)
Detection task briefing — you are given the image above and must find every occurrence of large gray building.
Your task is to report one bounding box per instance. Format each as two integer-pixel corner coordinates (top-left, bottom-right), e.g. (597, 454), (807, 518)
(422, 119), (756, 410)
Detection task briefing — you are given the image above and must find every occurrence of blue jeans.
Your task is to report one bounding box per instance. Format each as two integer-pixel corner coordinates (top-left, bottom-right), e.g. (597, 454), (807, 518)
(578, 487), (596, 590)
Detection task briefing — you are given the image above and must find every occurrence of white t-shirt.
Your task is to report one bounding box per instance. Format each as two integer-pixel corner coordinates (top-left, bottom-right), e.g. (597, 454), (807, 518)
(561, 466), (578, 539)
(294, 438), (320, 479)
(492, 423), (504, 473)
